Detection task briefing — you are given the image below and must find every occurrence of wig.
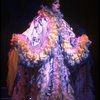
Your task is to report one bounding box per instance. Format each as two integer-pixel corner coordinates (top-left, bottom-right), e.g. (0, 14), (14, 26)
(43, 0), (59, 7)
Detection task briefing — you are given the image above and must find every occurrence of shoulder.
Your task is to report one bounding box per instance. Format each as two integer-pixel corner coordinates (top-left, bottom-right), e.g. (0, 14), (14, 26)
(29, 9), (51, 27)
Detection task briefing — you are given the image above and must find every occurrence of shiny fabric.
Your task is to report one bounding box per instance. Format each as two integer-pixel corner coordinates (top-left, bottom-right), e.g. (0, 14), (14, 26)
(7, 6), (92, 100)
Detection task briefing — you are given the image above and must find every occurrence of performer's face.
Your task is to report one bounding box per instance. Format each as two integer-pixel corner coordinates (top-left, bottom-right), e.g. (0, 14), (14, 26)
(52, 0), (60, 13)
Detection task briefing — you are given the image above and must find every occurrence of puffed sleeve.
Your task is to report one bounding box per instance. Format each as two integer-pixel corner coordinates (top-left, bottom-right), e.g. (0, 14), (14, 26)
(60, 19), (91, 66)
(10, 15), (48, 66)
(10, 11), (58, 67)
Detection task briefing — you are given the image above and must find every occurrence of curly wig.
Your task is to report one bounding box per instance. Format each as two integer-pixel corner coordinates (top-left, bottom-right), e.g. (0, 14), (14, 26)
(43, 0), (59, 7)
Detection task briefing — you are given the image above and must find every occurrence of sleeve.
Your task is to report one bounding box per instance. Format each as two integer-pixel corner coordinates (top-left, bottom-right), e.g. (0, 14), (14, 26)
(7, 15), (49, 93)
(60, 19), (91, 66)
(9, 13), (57, 68)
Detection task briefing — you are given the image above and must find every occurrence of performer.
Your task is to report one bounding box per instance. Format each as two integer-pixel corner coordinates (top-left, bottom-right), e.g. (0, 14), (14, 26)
(7, 0), (94, 99)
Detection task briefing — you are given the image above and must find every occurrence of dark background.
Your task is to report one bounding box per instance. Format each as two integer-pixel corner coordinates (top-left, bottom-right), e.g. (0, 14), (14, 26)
(1, 0), (99, 99)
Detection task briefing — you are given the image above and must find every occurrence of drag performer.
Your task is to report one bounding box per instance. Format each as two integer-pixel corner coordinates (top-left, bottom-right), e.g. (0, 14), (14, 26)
(7, 0), (94, 99)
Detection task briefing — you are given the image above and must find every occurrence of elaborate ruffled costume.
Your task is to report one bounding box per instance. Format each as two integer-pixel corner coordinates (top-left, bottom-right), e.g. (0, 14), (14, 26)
(7, 6), (93, 100)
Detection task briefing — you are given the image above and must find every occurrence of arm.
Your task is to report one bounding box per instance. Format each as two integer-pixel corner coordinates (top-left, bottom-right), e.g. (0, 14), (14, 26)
(60, 19), (91, 66)
(10, 11), (58, 67)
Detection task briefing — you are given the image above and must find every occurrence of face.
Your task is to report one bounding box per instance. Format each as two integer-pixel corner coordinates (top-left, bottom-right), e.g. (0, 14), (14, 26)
(52, 0), (60, 13)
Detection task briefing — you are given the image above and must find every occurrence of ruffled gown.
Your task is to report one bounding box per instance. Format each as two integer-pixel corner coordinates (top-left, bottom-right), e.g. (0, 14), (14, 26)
(7, 7), (93, 100)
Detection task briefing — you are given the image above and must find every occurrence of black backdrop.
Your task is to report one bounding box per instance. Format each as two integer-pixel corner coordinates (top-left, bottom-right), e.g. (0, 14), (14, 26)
(1, 0), (99, 99)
